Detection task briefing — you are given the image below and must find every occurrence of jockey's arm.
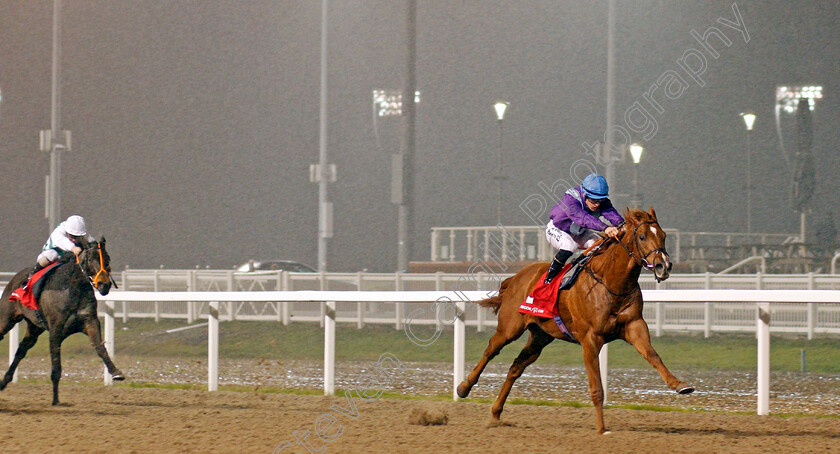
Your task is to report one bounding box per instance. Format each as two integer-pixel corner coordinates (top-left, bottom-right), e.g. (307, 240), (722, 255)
(564, 199), (609, 231)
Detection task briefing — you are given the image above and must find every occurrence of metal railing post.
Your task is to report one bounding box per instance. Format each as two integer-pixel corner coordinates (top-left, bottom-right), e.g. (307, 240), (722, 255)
(453, 299), (465, 401)
(208, 301), (219, 391)
(807, 273), (815, 339)
(8, 325), (18, 383)
(756, 302), (770, 415)
(357, 271), (365, 329)
(103, 300), (115, 385)
(395, 272), (404, 330)
(324, 301), (336, 396)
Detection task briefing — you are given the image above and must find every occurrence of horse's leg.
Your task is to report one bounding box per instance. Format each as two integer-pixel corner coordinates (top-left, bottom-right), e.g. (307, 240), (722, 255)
(457, 327), (524, 398)
(622, 318), (693, 394)
(48, 330), (64, 405)
(580, 334), (608, 434)
(490, 326), (554, 421)
(0, 322), (43, 390)
(84, 317), (125, 380)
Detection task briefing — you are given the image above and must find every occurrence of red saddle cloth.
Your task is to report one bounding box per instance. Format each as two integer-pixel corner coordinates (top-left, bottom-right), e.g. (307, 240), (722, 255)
(9, 263), (60, 310)
(518, 263), (572, 318)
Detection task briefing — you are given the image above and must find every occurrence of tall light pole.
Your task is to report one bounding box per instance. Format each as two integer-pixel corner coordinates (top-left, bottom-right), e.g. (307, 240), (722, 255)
(603, 0), (616, 186)
(741, 111), (756, 235)
(776, 85), (822, 243)
(629, 143), (644, 208)
(396, 0), (417, 273)
(42, 0), (72, 232)
(493, 101), (509, 226)
(313, 0), (333, 272)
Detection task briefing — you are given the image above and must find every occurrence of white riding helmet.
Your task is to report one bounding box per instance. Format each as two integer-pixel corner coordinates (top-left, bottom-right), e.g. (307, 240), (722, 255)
(62, 215), (87, 236)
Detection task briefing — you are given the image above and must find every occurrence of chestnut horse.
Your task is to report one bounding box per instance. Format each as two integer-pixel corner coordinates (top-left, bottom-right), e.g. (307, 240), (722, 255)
(457, 208), (693, 434)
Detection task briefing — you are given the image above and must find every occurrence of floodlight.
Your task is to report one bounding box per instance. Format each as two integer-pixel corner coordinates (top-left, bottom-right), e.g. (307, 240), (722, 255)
(373, 90), (420, 117)
(776, 85), (823, 114)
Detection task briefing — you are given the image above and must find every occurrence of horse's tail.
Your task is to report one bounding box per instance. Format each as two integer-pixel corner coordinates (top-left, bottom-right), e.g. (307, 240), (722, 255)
(475, 276), (513, 315)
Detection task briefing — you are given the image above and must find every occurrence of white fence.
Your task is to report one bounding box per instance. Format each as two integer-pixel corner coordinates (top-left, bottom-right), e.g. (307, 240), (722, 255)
(86, 271), (840, 338)
(6, 289), (829, 416)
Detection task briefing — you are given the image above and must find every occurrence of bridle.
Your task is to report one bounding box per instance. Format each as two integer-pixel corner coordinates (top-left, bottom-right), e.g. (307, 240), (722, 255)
(583, 220), (672, 296)
(613, 221), (671, 278)
(75, 242), (110, 287)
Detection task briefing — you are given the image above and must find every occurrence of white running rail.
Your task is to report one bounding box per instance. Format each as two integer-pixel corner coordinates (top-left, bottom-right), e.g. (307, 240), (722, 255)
(28, 289), (833, 416)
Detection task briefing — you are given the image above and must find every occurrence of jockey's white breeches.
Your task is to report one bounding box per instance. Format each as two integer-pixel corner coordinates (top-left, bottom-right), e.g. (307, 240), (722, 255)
(37, 249), (60, 266)
(545, 221), (600, 253)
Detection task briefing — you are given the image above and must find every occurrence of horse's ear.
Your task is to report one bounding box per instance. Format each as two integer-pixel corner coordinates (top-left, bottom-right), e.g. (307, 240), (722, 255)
(648, 207), (657, 220)
(99, 235), (106, 245)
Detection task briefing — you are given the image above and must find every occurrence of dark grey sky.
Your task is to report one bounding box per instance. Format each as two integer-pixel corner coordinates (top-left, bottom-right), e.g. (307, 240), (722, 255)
(0, 1), (838, 272)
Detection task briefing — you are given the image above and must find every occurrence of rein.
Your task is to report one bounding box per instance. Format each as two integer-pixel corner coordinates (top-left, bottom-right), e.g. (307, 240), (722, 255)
(581, 220), (670, 296)
(614, 221), (671, 278)
(75, 243), (109, 286)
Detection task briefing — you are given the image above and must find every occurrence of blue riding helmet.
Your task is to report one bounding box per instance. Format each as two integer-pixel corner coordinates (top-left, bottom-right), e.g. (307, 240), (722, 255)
(581, 173), (609, 199)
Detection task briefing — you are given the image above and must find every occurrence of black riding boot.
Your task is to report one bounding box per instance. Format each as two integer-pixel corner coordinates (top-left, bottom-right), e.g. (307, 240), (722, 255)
(22, 263), (45, 290)
(544, 249), (574, 285)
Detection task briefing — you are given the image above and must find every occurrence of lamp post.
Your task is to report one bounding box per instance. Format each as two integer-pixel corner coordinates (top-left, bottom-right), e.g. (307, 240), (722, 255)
(740, 111), (756, 235)
(493, 101), (509, 226)
(629, 143), (644, 208)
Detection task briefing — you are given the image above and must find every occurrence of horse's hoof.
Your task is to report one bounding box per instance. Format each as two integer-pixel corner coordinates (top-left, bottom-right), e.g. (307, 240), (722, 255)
(677, 385), (694, 395)
(456, 382), (471, 399)
(601, 430), (612, 435)
(0, 381), (7, 391)
(112, 373), (126, 381)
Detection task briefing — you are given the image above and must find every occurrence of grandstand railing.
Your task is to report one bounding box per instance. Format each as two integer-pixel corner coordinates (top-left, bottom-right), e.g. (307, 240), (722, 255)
(429, 225), (799, 264)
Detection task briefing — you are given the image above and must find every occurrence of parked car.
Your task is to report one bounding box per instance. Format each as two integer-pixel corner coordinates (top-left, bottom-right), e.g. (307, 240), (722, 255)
(235, 260), (316, 273)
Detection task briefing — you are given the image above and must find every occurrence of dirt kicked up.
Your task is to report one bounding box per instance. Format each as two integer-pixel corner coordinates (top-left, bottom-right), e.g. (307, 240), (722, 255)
(0, 383), (838, 453)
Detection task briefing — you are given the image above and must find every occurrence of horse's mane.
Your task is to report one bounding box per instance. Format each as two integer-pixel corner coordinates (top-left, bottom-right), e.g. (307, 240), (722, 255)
(622, 207), (657, 230)
(584, 207), (658, 258)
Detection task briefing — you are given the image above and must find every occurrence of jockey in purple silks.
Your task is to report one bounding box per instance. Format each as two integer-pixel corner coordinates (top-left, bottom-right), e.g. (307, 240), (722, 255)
(543, 173), (624, 285)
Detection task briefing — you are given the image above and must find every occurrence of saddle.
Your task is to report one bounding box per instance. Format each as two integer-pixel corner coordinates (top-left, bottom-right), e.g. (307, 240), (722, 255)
(9, 262), (62, 310)
(517, 254), (592, 318)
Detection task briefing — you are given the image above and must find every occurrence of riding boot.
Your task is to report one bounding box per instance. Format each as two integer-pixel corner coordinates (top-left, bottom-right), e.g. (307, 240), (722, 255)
(544, 249), (574, 285)
(21, 263), (44, 291)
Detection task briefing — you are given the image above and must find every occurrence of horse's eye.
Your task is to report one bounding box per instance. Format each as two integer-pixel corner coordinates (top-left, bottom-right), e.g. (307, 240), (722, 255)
(639, 235), (646, 241)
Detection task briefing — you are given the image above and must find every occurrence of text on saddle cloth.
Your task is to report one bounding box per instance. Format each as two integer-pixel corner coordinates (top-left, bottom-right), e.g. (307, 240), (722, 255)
(517, 254), (592, 319)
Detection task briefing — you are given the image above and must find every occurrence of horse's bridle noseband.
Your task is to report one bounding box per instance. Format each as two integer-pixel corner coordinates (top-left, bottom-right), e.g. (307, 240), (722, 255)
(583, 220), (672, 295)
(617, 221), (671, 277)
(75, 243), (110, 287)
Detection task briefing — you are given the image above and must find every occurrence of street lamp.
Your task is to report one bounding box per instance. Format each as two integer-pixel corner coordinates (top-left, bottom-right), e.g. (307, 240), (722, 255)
(629, 143), (644, 207)
(740, 111), (756, 235)
(493, 101), (509, 226)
